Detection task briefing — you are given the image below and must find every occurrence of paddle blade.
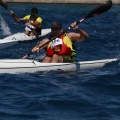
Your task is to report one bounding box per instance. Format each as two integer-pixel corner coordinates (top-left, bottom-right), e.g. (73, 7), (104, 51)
(0, 0), (9, 11)
(85, 0), (112, 19)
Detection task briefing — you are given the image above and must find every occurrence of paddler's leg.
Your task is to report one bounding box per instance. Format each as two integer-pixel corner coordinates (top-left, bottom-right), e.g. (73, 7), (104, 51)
(30, 30), (38, 37)
(24, 30), (30, 36)
(50, 54), (63, 63)
(42, 56), (52, 63)
(30, 32), (35, 36)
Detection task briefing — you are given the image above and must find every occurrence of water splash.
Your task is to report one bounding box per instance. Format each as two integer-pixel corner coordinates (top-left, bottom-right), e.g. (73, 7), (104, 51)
(0, 15), (12, 36)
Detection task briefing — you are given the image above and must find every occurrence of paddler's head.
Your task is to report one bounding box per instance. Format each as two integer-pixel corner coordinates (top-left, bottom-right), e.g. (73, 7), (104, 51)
(51, 21), (62, 36)
(31, 7), (38, 17)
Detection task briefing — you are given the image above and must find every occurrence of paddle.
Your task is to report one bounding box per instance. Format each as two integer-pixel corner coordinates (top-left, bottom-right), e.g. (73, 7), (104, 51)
(22, 0), (112, 59)
(0, 0), (21, 19)
(0, 0), (38, 36)
(0, 0), (10, 11)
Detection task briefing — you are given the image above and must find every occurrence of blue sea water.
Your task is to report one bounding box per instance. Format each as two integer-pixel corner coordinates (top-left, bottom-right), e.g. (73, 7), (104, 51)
(0, 3), (120, 120)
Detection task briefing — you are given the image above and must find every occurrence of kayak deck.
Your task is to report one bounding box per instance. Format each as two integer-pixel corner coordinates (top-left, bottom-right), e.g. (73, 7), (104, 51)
(0, 58), (118, 74)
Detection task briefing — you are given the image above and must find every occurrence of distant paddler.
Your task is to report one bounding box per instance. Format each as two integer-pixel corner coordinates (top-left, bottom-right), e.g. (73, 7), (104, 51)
(10, 7), (42, 37)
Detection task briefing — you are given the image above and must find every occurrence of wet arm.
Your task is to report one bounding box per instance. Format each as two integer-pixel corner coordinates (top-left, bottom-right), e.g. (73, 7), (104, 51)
(31, 39), (49, 53)
(70, 22), (89, 42)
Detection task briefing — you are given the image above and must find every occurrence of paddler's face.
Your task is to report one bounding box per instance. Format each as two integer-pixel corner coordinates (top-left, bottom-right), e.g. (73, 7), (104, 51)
(51, 27), (62, 36)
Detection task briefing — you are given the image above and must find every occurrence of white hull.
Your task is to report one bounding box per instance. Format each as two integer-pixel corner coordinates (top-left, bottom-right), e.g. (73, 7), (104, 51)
(0, 28), (51, 49)
(0, 58), (117, 74)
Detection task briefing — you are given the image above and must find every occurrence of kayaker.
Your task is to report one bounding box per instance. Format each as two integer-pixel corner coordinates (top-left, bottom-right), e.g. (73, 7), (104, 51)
(10, 7), (42, 37)
(28, 21), (89, 63)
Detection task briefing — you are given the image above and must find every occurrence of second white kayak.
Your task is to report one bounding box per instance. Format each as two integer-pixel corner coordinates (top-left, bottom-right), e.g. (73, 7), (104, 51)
(0, 28), (51, 49)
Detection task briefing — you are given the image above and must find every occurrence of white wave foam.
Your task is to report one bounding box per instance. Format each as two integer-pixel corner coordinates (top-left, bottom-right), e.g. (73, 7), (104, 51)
(0, 15), (12, 36)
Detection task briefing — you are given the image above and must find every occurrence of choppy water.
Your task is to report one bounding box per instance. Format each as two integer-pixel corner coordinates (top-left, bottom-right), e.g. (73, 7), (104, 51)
(0, 3), (120, 120)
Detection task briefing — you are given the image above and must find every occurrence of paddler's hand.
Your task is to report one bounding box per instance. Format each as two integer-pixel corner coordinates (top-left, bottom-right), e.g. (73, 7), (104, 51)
(70, 22), (79, 30)
(31, 47), (40, 53)
(10, 10), (15, 15)
(25, 22), (30, 26)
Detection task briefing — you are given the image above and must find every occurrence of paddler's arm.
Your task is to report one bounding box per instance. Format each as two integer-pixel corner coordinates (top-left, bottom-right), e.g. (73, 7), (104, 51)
(30, 17), (42, 27)
(25, 20), (40, 27)
(30, 21), (40, 26)
(10, 11), (25, 23)
(68, 22), (89, 42)
(31, 38), (49, 53)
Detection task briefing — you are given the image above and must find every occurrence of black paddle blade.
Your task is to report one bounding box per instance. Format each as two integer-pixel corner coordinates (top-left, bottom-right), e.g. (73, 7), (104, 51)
(85, 0), (112, 19)
(0, 0), (9, 10)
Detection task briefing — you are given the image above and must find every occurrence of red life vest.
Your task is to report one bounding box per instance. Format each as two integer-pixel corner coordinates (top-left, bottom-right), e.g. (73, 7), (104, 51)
(46, 34), (72, 57)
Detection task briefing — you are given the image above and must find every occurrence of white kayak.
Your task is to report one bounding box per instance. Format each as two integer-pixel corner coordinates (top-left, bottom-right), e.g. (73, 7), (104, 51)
(0, 58), (118, 74)
(0, 28), (51, 49)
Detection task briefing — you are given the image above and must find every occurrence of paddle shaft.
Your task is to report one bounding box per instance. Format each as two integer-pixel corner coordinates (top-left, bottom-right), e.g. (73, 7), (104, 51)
(22, 0), (112, 59)
(0, 0), (19, 18)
